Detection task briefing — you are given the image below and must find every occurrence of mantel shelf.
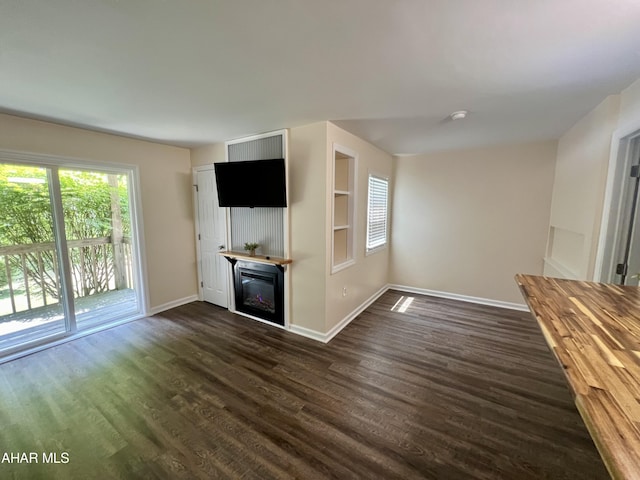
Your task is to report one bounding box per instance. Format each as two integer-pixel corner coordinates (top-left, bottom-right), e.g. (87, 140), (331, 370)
(218, 250), (292, 266)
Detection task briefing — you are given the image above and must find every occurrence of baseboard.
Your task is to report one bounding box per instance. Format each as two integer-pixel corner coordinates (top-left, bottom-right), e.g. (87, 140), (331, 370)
(262, 282), (529, 344)
(229, 308), (288, 331)
(288, 284), (390, 343)
(288, 324), (327, 343)
(324, 284), (390, 342)
(148, 295), (199, 316)
(388, 284), (529, 312)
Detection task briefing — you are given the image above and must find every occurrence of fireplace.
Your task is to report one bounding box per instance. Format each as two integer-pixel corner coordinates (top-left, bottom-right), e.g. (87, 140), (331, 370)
(234, 261), (284, 325)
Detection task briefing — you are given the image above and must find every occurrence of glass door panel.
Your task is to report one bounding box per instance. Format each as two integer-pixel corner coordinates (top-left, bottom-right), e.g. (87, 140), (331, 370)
(59, 169), (139, 328)
(0, 164), (66, 350)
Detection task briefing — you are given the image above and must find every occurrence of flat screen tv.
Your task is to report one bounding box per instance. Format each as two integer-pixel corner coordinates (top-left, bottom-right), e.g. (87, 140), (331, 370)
(214, 158), (287, 208)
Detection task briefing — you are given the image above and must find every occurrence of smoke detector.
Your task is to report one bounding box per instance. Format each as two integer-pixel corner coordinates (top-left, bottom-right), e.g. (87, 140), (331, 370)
(450, 110), (468, 121)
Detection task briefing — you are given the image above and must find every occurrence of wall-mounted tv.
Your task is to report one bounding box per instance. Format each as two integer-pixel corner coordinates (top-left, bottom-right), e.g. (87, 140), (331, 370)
(214, 158), (287, 208)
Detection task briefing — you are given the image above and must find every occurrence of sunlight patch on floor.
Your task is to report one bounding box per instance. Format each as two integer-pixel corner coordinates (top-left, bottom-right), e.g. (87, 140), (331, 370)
(390, 295), (414, 313)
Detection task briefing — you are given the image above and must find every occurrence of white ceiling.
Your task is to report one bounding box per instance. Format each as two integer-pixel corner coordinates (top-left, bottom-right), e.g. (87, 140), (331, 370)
(1, 0), (640, 155)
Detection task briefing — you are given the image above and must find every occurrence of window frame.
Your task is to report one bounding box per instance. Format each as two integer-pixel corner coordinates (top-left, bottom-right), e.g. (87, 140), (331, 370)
(365, 173), (389, 255)
(0, 149), (147, 361)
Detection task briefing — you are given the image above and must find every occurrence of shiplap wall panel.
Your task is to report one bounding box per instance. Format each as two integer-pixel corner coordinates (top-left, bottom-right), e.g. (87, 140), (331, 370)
(230, 207), (284, 256)
(228, 135), (283, 162)
(228, 134), (284, 256)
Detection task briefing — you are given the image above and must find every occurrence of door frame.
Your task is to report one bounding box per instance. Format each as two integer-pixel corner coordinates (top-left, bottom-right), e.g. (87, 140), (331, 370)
(192, 165), (230, 305)
(595, 119), (640, 282)
(0, 148), (148, 361)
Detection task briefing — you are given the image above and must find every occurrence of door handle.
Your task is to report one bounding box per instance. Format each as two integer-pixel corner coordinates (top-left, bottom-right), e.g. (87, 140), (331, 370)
(218, 245), (225, 250)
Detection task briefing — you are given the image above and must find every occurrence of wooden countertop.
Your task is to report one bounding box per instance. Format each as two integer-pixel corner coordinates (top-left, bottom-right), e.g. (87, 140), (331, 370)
(515, 274), (640, 480)
(218, 250), (292, 266)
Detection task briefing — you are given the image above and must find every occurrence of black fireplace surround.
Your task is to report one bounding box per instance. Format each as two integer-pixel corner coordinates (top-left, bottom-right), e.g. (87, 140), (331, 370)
(233, 261), (284, 325)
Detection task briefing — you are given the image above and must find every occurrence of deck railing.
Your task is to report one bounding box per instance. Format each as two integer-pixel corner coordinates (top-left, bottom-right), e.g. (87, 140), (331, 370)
(0, 236), (132, 316)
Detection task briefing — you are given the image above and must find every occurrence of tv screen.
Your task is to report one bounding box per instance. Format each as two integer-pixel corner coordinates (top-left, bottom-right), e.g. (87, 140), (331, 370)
(214, 158), (287, 208)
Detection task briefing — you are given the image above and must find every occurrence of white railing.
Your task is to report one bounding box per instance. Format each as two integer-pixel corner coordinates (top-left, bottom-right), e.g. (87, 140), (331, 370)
(0, 236), (132, 316)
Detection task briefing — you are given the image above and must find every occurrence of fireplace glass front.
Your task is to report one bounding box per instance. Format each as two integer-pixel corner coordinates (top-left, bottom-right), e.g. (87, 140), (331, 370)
(241, 271), (276, 314)
(234, 261), (284, 325)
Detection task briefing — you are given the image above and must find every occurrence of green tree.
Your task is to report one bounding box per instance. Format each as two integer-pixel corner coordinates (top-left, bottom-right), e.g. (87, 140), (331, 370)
(0, 165), (130, 300)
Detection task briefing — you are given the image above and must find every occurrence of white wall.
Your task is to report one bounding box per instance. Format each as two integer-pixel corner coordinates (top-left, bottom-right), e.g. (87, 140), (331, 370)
(545, 95), (621, 279)
(390, 141), (557, 304)
(288, 122), (328, 333)
(325, 122), (393, 332)
(191, 143), (225, 167)
(545, 75), (640, 281)
(286, 122), (393, 336)
(0, 113), (196, 311)
(619, 77), (640, 134)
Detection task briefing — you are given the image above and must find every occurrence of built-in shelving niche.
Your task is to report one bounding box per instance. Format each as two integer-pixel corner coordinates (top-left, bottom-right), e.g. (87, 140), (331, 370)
(331, 144), (357, 273)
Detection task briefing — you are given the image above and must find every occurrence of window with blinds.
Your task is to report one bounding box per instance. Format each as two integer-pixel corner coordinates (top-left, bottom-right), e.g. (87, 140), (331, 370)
(366, 174), (389, 252)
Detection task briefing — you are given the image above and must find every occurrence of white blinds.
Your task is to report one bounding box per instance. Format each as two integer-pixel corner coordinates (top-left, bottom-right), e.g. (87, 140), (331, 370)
(366, 175), (389, 251)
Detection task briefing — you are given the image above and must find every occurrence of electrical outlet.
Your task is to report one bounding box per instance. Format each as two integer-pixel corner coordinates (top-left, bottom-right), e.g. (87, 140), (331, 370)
(342, 286), (347, 297)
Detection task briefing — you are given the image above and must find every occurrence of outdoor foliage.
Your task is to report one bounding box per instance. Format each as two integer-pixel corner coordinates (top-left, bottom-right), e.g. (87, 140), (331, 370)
(0, 165), (130, 301)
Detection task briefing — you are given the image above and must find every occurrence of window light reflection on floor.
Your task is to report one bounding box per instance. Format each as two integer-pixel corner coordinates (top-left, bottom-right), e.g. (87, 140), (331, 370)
(390, 296), (414, 313)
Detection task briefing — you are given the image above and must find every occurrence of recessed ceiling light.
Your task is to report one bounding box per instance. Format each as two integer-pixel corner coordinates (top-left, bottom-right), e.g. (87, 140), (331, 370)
(450, 110), (468, 121)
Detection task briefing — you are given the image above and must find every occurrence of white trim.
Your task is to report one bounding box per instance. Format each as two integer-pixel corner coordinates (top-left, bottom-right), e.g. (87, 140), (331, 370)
(129, 165), (149, 316)
(0, 148), (139, 172)
(148, 295), (199, 316)
(331, 259), (356, 274)
(593, 87), (640, 281)
(48, 168), (77, 332)
(388, 284), (529, 312)
(192, 168), (204, 301)
(331, 143), (358, 274)
(0, 312), (145, 365)
(282, 129), (291, 329)
(288, 324), (327, 342)
(325, 284), (390, 342)
(594, 127), (640, 282)
(0, 150), (150, 359)
(365, 245), (388, 257)
(288, 284), (390, 343)
(222, 129), (290, 327)
(229, 308), (288, 331)
(0, 149), (149, 316)
(225, 129), (288, 147)
(288, 282), (529, 344)
(192, 164), (217, 302)
(365, 172), (390, 255)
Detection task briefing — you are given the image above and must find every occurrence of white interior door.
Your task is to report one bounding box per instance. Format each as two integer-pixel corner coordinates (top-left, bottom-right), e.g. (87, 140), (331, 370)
(196, 169), (228, 307)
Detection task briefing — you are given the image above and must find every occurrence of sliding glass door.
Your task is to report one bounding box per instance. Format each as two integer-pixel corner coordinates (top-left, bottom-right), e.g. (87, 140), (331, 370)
(59, 168), (138, 328)
(0, 164), (67, 350)
(0, 159), (142, 355)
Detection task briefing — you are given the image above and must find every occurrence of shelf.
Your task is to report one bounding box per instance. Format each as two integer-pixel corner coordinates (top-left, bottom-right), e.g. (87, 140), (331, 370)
(331, 144), (357, 273)
(218, 250), (292, 266)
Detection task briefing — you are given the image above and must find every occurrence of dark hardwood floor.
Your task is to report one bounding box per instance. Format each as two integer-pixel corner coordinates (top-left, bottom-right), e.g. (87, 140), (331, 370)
(0, 290), (608, 479)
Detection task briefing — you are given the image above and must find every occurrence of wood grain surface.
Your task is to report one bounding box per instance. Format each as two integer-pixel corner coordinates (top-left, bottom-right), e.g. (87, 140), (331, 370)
(0, 290), (607, 479)
(516, 274), (640, 480)
(218, 250), (292, 266)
